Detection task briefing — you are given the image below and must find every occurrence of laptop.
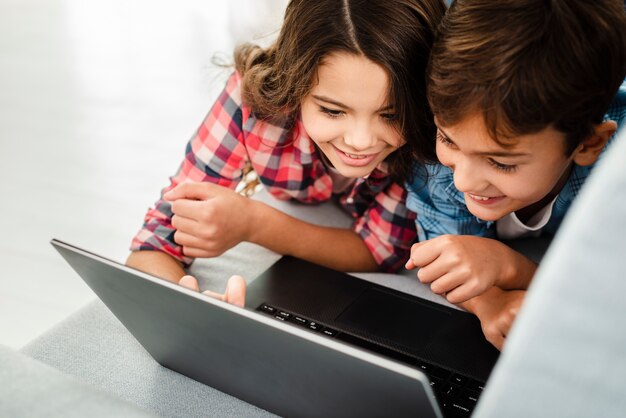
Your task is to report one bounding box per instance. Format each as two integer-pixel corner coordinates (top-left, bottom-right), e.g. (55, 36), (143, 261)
(51, 238), (499, 418)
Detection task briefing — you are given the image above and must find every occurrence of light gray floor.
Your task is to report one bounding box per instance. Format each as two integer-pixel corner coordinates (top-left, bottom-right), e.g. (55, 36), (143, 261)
(0, 0), (287, 349)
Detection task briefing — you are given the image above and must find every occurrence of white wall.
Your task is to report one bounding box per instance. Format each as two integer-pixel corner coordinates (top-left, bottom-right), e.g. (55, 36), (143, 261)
(0, 0), (288, 348)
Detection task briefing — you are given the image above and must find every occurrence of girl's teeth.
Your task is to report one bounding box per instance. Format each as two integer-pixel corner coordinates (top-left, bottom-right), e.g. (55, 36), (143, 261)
(346, 153), (366, 159)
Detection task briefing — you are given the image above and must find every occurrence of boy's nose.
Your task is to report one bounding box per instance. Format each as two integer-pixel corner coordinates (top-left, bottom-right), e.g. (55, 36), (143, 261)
(452, 160), (488, 194)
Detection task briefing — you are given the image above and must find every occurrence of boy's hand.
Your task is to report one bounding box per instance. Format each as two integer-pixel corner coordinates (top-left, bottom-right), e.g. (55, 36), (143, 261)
(405, 235), (526, 303)
(463, 288), (526, 351)
(164, 182), (256, 258)
(178, 274), (247, 308)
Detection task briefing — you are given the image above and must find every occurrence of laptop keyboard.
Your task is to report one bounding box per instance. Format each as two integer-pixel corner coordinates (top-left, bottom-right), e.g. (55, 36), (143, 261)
(257, 303), (484, 418)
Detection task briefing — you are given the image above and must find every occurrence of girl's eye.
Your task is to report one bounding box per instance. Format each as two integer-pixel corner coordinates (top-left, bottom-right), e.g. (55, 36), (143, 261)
(487, 158), (518, 173)
(320, 106), (344, 118)
(436, 130), (454, 146)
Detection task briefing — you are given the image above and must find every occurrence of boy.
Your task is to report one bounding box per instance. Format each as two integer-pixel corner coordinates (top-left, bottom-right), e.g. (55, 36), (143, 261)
(405, 0), (626, 350)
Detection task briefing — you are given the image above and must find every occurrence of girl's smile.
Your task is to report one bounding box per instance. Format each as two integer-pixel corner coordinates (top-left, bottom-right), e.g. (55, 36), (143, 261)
(332, 145), (379, 167)
(300, 52), (404, 178)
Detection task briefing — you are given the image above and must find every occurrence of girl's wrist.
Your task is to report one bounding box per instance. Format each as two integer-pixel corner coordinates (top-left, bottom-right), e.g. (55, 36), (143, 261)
(245, 198), (267, 244)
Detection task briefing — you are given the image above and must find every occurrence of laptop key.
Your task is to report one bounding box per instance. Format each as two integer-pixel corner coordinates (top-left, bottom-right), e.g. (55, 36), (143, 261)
(321, 328), (338, 337)
(308, 321), (322, 331)
(466, 379), (485, 392)
(291, 315), (308, 326)
(446, 400), (472, 417)
(427, 377), (443, 398)
(459, 389), (479, 405)
(417, 361), (451, 380)
(416, 360), (432, 373)
(259, 304), (276, 314)
(277, 310), (291, 319)
(441, 382), (461, 399)
(450, 373), (467, 386)
(274, 315), (287, 321)
(428, 376), (442, 388)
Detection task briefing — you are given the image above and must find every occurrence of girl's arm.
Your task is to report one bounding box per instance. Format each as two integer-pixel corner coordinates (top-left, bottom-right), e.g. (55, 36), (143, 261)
(126, 250), (247, 307)
(126, 250), (187, 283)
(130, 72), (248, 269)
(248, 199), (379, 272)
(163, 181), (380, 272)
(164, 168), (417, 273)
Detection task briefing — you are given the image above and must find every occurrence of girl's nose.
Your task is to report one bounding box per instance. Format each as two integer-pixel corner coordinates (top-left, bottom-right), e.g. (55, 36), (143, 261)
(343, 121), (377, 151)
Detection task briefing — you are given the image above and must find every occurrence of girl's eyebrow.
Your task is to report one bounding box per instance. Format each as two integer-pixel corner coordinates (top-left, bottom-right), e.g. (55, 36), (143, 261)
(438, 126), (530, 158)
(312, 95), (350, 109)
(312, 95), (394, 112)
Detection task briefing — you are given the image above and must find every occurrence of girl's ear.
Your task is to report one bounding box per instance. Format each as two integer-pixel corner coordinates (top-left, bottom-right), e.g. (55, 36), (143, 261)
(572, 120), (617, 166)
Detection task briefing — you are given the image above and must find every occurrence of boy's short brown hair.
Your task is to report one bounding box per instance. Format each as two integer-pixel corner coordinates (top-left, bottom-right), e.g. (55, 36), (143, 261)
(427, 0), (626, 156)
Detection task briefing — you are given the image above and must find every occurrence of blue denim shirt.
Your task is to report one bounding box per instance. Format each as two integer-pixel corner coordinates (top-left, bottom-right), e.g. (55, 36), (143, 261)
(406, 84), (626, 242)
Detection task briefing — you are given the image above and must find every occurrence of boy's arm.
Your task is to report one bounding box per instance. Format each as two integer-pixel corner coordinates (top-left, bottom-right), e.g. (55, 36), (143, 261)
(496, 246), (537, 289)
(407, 235), (537, 303)
(459, 287), (527, 350)
(405, 166), (536, 301)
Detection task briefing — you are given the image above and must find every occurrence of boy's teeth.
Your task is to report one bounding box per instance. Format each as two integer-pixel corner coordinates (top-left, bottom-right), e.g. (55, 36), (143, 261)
(470, 194), (490, 201)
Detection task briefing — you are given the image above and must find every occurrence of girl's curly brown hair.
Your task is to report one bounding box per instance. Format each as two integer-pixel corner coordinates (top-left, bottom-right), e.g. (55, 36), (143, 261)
(234, 0), (446, 182)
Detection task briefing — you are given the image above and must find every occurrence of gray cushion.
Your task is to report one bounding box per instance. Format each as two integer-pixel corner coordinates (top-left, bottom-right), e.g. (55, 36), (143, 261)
(474, 131), (626, 417)
(0, 344), (155, 418)
(21, 300), (276, 418)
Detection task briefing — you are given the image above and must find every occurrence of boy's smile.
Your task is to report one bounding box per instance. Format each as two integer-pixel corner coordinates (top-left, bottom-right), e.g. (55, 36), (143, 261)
(435, 113), (577, 223)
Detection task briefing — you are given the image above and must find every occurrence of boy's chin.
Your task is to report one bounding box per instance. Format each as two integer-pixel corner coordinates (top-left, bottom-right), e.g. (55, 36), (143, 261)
(465, 204), (507, 223)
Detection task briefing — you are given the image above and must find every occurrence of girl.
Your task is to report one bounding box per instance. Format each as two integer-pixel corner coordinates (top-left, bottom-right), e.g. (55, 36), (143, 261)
(127, 0), (445, 301)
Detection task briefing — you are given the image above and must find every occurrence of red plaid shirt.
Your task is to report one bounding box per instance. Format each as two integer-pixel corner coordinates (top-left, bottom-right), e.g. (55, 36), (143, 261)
(131, 72), (416, 272)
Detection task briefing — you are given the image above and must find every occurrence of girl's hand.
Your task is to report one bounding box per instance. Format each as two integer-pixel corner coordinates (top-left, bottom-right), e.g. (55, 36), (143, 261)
(164, 182), (256, 258)
(405, 235), (532, 304)
(178, 274), (247, 308)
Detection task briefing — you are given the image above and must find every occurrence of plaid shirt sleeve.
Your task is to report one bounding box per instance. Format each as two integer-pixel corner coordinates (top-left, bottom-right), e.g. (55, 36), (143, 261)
(130, 72), (247, 265)
(343, 170), (417, 273)
(406, 165), (493, 242)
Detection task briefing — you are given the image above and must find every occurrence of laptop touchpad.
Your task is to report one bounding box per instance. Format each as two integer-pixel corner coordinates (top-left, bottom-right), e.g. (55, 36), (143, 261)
(335, 287), (452, 352)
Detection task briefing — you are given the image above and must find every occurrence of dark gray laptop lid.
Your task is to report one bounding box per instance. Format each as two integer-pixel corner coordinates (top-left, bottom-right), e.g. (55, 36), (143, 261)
(51, 239), (443, 418)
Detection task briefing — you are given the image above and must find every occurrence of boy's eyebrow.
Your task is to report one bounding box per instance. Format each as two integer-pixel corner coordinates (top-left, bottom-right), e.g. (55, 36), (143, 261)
(312, 95), (394, 112)
(438, 127), (530, 158)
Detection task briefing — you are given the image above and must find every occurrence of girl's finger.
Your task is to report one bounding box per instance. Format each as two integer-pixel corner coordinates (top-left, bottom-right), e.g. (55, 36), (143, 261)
(179, 275), (200, 291)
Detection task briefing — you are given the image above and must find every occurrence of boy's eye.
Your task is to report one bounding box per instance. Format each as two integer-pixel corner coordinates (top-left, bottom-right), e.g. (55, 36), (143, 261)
(487, 158), (517, 173)
(319, 106), (344, 118)
(380, 112), (397, 122)
(436, 130), (454, 146)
